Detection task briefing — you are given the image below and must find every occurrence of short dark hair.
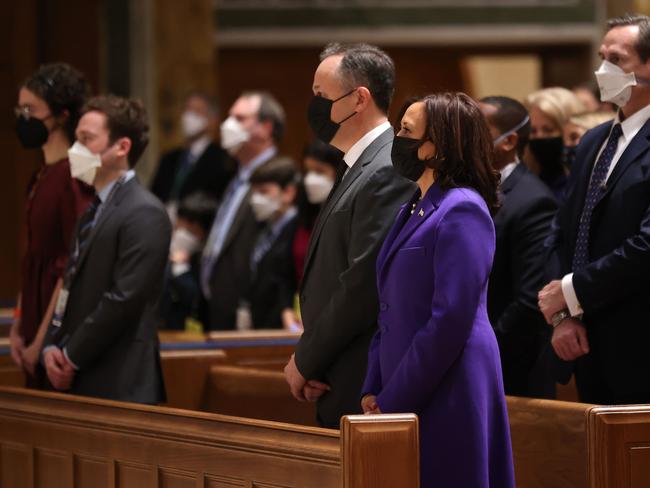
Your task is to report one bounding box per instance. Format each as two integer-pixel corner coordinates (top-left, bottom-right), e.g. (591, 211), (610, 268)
(607, 14), (650, 62)
(177, 192), (218, 233)
(398, 93), (500, 215)
(82, 95), (149, 168)
(320, 43), (395, 115)
(23, 63), (91, 144)
(250, 157), (298, 188)
(480, 96), (530, 158)
(242, 91), (285, 143)
(303, 139), (343, 169)
(185, 91), (219, 117)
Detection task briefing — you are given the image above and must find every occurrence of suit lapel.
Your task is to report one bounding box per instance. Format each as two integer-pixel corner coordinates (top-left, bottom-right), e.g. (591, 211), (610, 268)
(495, 163), (525, 227)
(378, 184), (444, 283)
(220, 186), (253, 256)
(303, 128), (393, 275)
(75, 177), (135, 271)
(595, 120), (650, 207)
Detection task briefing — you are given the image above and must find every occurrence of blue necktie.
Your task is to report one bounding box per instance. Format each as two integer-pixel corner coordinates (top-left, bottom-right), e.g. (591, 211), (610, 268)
(572, 123), (622, 271)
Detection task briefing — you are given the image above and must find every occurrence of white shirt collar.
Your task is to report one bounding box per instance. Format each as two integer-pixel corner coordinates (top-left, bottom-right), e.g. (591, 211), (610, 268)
(499, 158), (520, 183)
(239, 146), (277, 182)
(188, 135), (212, 159)
(617, 104), (650, 142)
(343, 121), (392, 169)
(97, 170), (136, 203)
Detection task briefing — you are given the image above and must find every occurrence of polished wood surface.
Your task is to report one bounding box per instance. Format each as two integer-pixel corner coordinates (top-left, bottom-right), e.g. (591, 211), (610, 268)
(342, 414), (419, 488)
(587, 404), (650, 488)
(508, 396), (593, 488)
(0, 386), (418, 488)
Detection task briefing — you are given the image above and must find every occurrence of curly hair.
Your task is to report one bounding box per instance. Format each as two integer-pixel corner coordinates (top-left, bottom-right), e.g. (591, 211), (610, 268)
(23, 63), (91, 144)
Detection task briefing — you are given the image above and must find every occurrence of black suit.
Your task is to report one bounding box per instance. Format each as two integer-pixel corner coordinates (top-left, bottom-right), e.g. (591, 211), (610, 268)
(488, 163), (557, 398)
(546, 118), (650, 404)
(151, 142), (235, 203)
(295, 128), (414, 428)
(247, 215), (298, 329)
(43, 177), (171, 404)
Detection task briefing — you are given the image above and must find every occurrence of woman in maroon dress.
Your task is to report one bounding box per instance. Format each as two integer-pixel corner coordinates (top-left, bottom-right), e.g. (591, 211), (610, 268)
(9, 63), (94, 383)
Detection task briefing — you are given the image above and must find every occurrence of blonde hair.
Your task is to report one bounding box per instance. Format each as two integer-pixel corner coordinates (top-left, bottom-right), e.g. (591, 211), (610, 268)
(524, 87), (586, 131)
(568, 111), (615, 131)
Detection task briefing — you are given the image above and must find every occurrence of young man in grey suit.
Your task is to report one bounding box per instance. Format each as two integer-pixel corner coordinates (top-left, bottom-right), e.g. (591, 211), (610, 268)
(284, 43), (414, 428)
(42, 95), (171, 404)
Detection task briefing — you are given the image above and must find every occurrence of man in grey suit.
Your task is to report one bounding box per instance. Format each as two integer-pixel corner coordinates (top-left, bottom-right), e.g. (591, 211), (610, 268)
(42, 95), (171, 403)
(284, 43), (414, 428)
(200, 91), (291, 330)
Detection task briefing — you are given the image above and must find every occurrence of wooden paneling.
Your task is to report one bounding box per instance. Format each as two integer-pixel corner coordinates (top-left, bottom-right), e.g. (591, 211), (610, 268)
(341, 414), (419, 488)
(0, 386), (417, 488)
(587, 404), (650, 488)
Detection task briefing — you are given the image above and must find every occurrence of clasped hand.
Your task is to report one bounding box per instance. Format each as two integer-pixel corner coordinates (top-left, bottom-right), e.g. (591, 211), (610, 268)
(283, 354), (330, 402)
(43, 347), (75, 390)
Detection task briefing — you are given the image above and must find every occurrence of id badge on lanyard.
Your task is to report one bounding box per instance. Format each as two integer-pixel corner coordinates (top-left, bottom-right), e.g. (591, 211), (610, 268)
(52, 288), (70, 327)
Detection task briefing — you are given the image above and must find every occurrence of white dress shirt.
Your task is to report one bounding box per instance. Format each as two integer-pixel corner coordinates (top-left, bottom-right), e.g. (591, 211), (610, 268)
(499, 158), (520, 183)
(562, 105), (650, 316)
(343, 121), (392, 173)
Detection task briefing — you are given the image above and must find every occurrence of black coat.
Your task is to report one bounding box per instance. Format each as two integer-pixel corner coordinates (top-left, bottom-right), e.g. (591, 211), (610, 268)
(295, 128), (415, 427)
(488, 163), (557, 397)
(545, 118), (650, 403)
(43, 178), (171, 404)
(150, 142), (235, 203)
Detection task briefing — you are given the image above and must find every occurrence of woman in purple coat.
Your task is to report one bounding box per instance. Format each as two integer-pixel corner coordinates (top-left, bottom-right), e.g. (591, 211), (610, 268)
(361, 93), (515, 488)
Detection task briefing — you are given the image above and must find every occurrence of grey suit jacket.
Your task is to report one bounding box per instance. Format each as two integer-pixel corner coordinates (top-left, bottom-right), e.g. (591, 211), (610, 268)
(43, 177), (171, 404)
(295, 127), (414, 427)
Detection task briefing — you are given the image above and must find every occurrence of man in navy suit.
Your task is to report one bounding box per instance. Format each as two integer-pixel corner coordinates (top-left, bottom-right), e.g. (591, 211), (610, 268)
(539, 14), (650, 404)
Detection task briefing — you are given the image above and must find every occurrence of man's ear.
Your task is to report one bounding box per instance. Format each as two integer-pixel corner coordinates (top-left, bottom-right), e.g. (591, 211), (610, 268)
(355, 87), (372, 112)
(114, 137), (132, 160)
(500, 132), (519, 152)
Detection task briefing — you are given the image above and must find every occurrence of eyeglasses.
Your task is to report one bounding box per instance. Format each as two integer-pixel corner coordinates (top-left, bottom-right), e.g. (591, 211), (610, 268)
(14, 106), (52, 120)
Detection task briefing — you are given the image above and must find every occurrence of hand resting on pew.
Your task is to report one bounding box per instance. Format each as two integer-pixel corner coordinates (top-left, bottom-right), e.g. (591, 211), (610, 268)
(361, 394), (382, 415)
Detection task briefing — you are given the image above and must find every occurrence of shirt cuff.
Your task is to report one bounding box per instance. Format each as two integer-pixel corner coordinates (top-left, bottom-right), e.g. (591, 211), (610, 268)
(171, 262), (190, 277)
(63, 347), (79, 370)
(561, 273), (583, 317)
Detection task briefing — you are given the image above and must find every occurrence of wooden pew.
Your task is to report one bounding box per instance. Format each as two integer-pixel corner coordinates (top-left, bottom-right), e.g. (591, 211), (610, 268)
(204, 364), (600, 488)
(0, 386), (418, 488)
(587, 404), (650, 487)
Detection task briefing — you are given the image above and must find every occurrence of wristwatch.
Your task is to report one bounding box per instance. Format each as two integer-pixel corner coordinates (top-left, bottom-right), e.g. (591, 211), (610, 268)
(551, 309), (570, 328)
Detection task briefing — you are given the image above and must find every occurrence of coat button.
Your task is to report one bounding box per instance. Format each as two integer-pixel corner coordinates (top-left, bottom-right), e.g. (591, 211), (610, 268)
(379, 302), (388, 311)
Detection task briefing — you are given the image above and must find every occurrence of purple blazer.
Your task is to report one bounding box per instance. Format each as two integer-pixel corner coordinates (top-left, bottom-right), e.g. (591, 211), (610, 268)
(362, 183), (515, 488)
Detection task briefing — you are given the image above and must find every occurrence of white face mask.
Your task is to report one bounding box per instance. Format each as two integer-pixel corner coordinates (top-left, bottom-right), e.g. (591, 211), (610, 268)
(68, 141), (102, 185)
(220, 116), (250, 155)
(304, 171), (335, 204)
(181, 110), (208, 138)
(170, 227), (201, 257)
(594, 60), (638, 107)
(250, 191), (281, 221)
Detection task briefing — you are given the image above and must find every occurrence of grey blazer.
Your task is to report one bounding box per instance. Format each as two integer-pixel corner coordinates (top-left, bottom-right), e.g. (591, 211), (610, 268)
(43, 177), (171, 404)
(295, 127), (414, 428)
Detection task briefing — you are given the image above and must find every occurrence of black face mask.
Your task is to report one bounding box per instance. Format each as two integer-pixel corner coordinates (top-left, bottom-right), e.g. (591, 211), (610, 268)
(307, 89), (358, 143)
(391, 136), (432, 182)
(15, 115), (49, 149)
(529, 136), (564, 177)
(562, 144), (577, 169)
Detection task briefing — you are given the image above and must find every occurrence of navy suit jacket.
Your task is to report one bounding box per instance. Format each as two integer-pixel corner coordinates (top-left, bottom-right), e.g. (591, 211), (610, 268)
(546, 117), (650, 397)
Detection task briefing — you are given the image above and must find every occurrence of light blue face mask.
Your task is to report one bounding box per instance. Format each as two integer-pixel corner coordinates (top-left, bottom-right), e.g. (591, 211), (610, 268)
(493, 115), (530, 146)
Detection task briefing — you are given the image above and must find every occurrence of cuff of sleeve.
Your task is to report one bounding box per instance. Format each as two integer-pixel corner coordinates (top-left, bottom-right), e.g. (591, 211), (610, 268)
(171, 262), (190, 277)
(41, 345), (57, 364)
(63, 347), (79, 370)
(561, 273), (583, 317)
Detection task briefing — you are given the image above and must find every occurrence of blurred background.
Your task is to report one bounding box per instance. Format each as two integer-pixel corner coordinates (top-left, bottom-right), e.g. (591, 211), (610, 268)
(1, 0), (646, 302)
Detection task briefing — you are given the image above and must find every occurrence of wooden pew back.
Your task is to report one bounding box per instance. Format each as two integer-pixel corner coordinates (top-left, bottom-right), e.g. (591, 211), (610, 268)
(587, 404), (650, 488)
(0, 386), (418, 488)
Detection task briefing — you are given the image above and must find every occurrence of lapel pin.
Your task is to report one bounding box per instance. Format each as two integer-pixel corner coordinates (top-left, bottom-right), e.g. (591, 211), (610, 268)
(418, 209), (424, 217)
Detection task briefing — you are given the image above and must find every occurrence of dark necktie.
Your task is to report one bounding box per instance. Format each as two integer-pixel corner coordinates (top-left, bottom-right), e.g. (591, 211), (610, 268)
(65, 195), (101, 286)
(170, 150), (193, 200)
(572, 123), (623, 271)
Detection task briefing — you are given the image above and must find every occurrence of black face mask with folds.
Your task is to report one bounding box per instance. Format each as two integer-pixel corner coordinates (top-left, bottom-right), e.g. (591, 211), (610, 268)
(15, 115), (49, 149)
(391, 136), (433, 182)
(306, 89), (358, 143)
(529, 136), (564, 180)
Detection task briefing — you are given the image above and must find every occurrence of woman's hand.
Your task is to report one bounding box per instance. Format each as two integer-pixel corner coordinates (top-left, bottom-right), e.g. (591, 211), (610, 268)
(9, 321), (25, 369)
(20, 340), (43, 376)
(361, 394), (382, 414)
